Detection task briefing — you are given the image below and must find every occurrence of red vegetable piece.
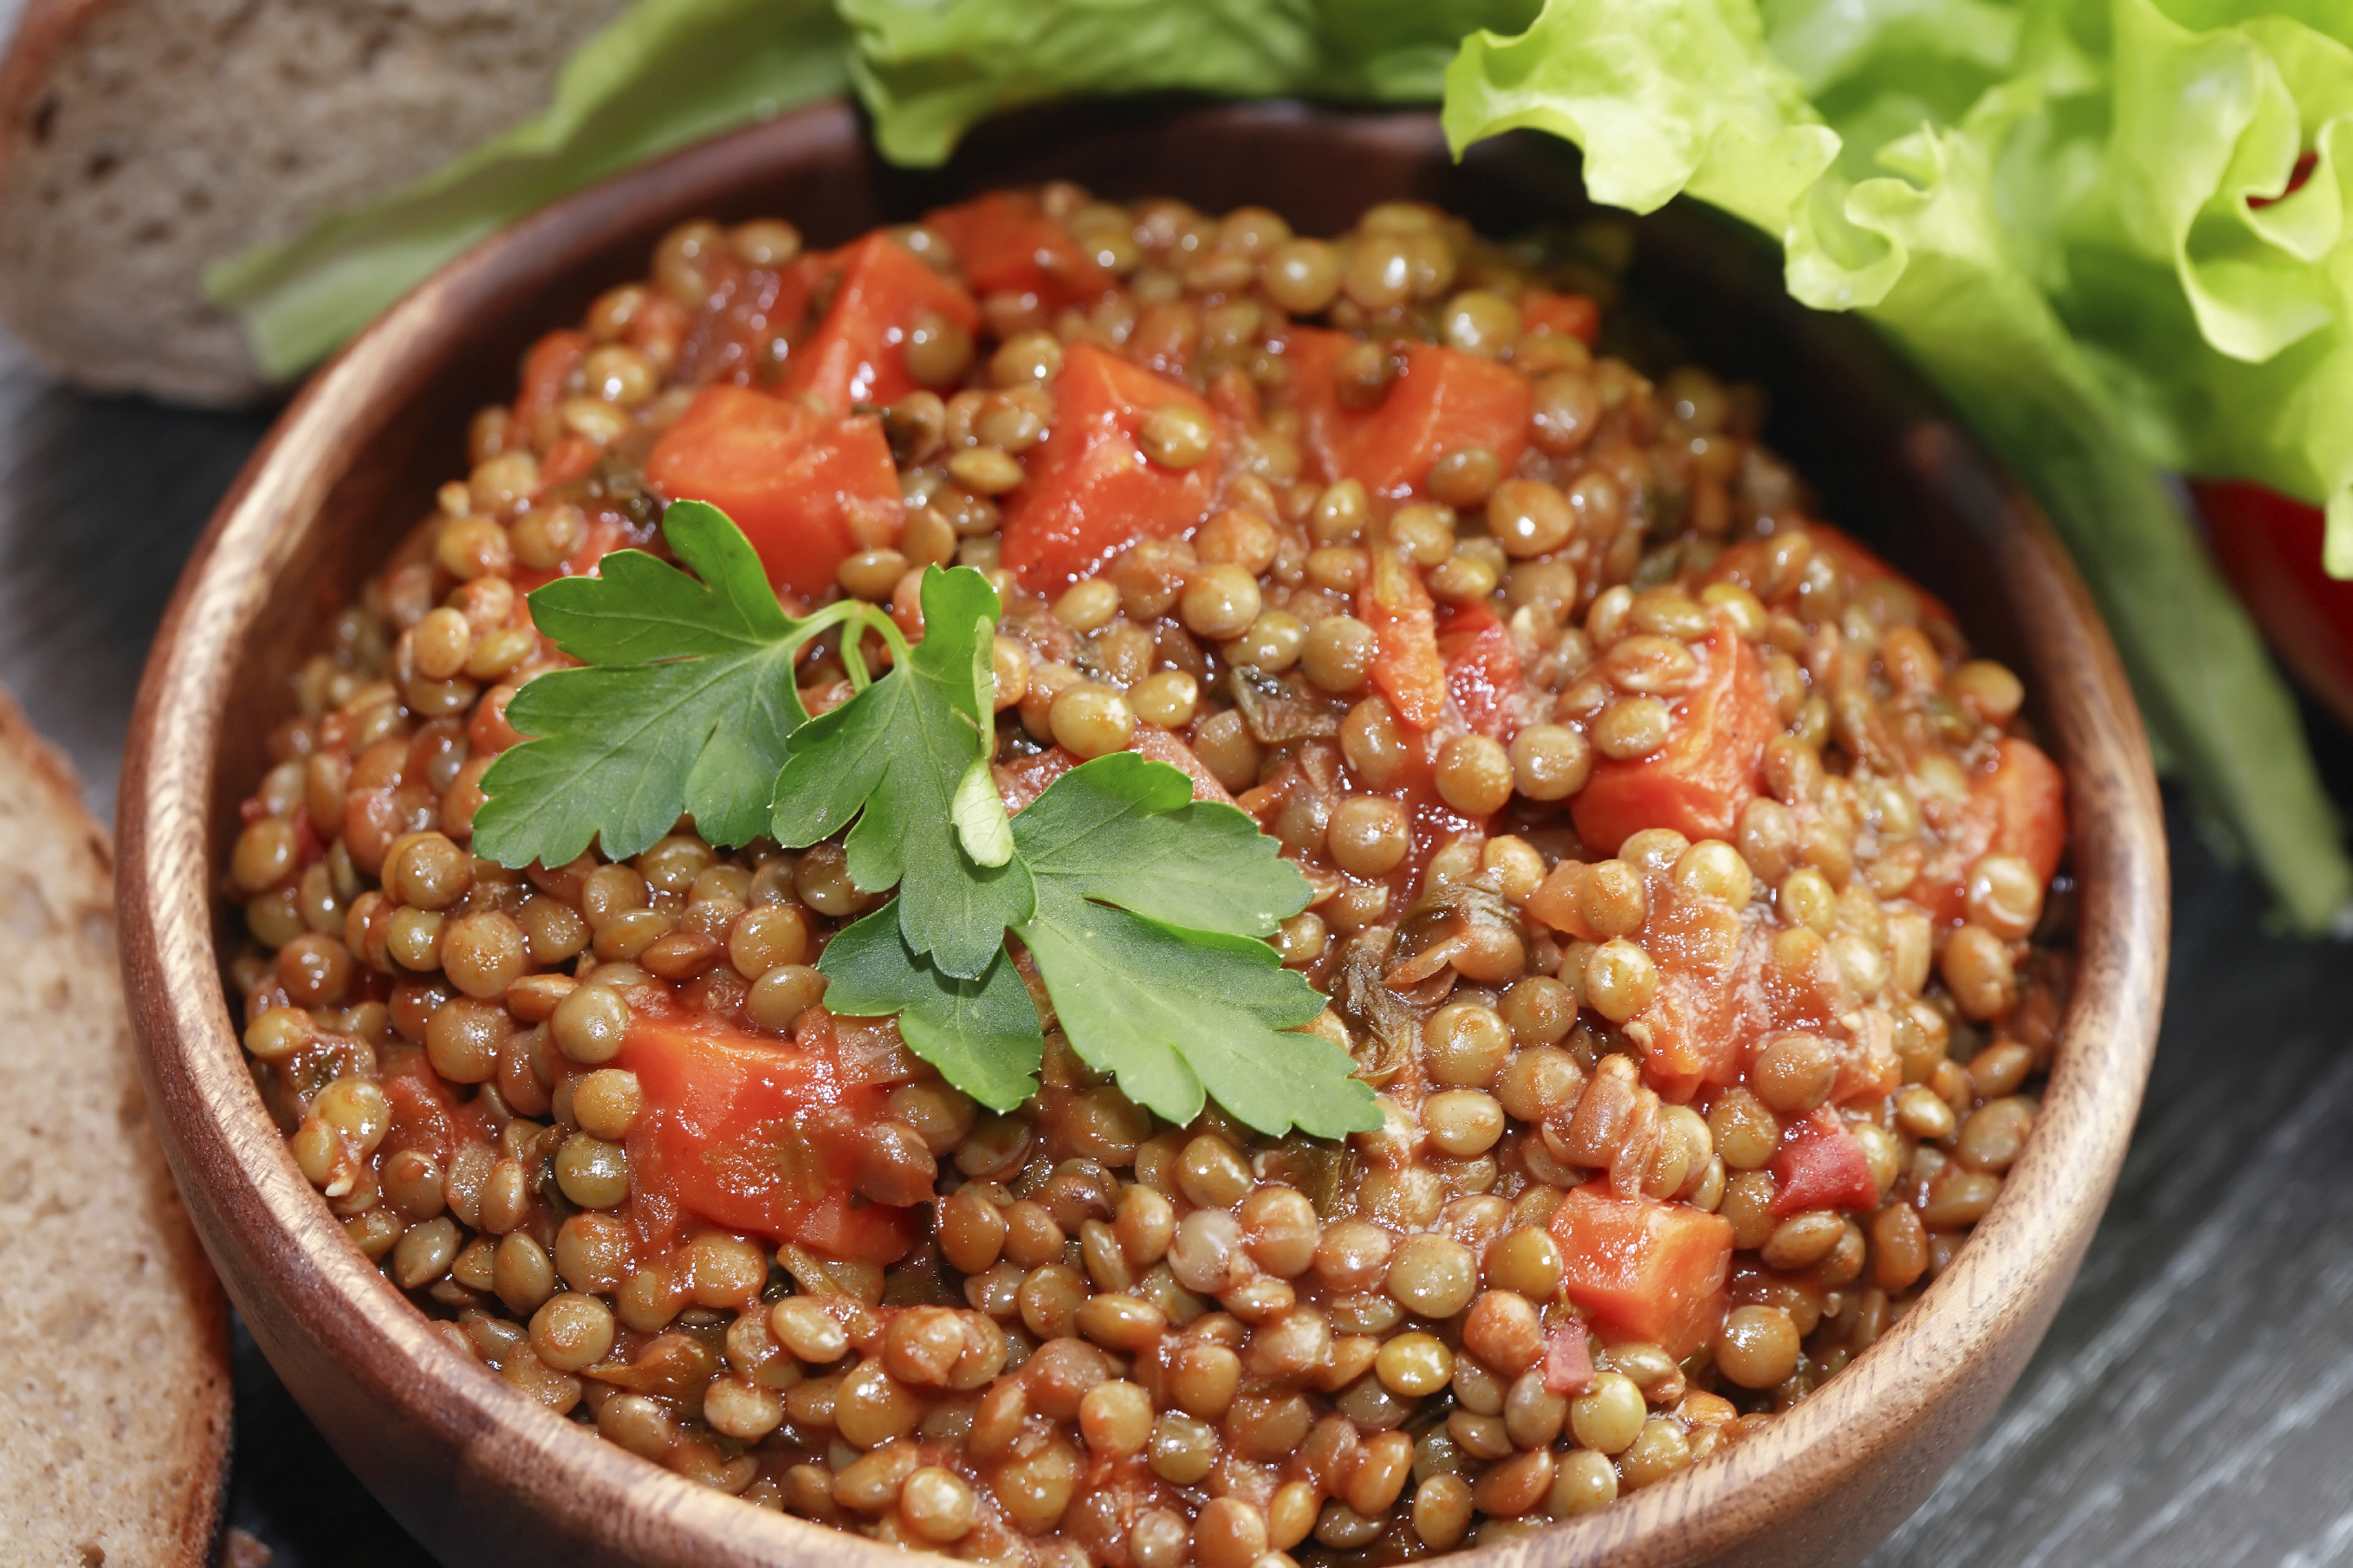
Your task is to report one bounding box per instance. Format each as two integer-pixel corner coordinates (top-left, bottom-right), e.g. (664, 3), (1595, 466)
(1980, 735), (2065, 889)
(1000, 341), (1222, 591)
(515, 328), (587, 423)
(1359, 543), (1449, 732)
(1633, 907), (1782, 1103)
(1283, 327), (1532, 499)
(1542, 1325), (1594, 1396)
(1549, 1183), (1735, 1361)
(539, 434), (600, 489)
(645, 385), (903, 601)
(1280, 327), (1359, 480)
(1768, 1108), (1880, 1216)
(379, 1068), (456, 1165)
(1520, 288), (1600, 344)
(2194, 477), (2353, 729)
(1914, 735), (2067, 929)
(1572, 612), (1776, 854)
(619, 1003), (918, 1263)
(924, 191), (1115, 310)
(2251, 149), (2320, 209)
(1805, 522), (1956, 627)
(468, 685), (523, 756)
(784, 232), (983, 415)
(1437, 600), (1523, 738)
(1699, 522), (1954, 630)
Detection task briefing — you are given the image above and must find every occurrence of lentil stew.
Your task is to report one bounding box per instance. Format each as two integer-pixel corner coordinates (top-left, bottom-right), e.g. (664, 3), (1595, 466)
(220, 181), (2074, 1565)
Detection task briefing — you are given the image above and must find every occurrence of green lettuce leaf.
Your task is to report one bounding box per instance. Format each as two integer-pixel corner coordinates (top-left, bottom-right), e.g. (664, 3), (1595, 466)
(204, 0), (852, 379)
(840, 0), (1537, 165)
(1447, 0), (2353, 930)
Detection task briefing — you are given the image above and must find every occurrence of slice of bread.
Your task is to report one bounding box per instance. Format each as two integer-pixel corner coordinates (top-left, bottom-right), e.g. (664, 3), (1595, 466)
(0, 0), (630, 404)
(0, 687), (230, 1565)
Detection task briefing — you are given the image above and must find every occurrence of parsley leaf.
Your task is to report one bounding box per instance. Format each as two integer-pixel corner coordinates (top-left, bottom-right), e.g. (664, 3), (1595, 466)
(820, 905), (1043, 1112)
(1005, 749), (1310, 936)
(1011, 755), (1379, 1139)
(772, 567), (1029, 979)
(475, 500), (830, 865)
(470, 501), (1371, 1137)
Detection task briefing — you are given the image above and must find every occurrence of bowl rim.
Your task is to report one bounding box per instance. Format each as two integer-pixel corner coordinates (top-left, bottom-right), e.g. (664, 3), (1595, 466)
(115, 96), (2169, 1568)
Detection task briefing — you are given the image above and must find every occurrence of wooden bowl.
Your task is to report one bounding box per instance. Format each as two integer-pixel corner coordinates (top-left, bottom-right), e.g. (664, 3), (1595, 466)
(116, 99), (2168, 1568)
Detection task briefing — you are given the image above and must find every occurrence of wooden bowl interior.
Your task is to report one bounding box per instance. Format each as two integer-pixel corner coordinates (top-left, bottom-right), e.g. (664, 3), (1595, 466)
(128, 99), (2166, 1568)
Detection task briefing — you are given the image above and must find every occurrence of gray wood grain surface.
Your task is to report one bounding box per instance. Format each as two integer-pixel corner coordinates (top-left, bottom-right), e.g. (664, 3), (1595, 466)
(2, 331), (2344, 1567)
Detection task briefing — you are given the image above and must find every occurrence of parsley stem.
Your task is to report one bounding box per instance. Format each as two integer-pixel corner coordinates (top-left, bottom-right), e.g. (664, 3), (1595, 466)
(785, 599), (907, 695)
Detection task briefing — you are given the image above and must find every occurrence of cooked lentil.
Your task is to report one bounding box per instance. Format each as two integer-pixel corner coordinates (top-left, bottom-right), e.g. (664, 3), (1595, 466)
(225, 185), (2073, 1559)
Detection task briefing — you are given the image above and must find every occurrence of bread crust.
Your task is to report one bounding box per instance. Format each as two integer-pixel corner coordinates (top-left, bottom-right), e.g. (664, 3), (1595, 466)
(0, 685), (230, 1567)
(0, 0), (631, 404)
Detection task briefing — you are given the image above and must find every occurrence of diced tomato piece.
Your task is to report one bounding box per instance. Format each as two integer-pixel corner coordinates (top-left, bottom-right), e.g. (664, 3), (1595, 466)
(1437, 600), (1522, 739)
(1806, 522), (1956, 627)
(769, 249), (830, 335)
(1572, 612), (1775, 854)
(539, 434), (601, 489)
(515, 329), (587, 421)
(645, 385), (904, 601)
(1283, 327), (1532, 499)
(1915, 735), (2067, 928)
(1367, 340), (1532, 501)
(1543, 1325), (1594, 1396)
(784, 232), (982, 414)
(1001, 341), (1222, 591)
(993, 750), (1069, 814)
(1768, 1108), (1880, 1216)
(995, 728), (1236, 814)
(1827, 1011), (1903, 1105)
(1524, 860), (1604, 943)
(1359, 545), (1448, 732)
(925, 191), (1115, 310)
(1635, 911), (1778, 1101)
(619, 1003), (918, 1263)
(1550, 1184), (1735, 1360)
(1277, 326), (1351, 458)
(1532, 872), (1818, 1101)
(379, 1069), (456, 1165)
(1136, 728), (1236, 805)
(1980, 735), (2065, 887)
(792, 1195), (924, 1264)
(1700, 522), (1954, 629)
(1520, 288), (1600, 344)
(468, 686), (522, 755)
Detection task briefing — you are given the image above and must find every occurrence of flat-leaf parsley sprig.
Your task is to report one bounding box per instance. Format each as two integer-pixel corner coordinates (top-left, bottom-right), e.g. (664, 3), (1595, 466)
(474, 503), (1378, 1139)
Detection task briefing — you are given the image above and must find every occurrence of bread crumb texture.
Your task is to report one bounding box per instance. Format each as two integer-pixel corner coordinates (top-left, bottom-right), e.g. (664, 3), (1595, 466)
(0, 0), (631, 402)
(0, 692), (228, 1566)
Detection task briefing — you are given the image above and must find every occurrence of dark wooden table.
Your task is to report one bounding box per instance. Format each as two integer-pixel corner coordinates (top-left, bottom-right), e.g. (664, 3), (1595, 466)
(7, 333), (2350, 1568)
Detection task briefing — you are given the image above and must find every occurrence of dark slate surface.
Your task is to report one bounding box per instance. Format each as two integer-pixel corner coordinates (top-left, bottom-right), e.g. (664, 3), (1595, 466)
(3, 339), (2349, 1568)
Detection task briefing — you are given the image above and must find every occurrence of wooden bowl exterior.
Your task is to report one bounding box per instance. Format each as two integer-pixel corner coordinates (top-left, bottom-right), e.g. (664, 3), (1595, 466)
(115, 100), (2168, 1568)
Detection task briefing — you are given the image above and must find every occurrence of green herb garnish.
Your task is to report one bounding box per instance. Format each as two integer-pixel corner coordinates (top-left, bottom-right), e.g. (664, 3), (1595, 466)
(476, 499), (885, 864)
(769, 564), (1027, 980)
(476, 503), (1378, 1137)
